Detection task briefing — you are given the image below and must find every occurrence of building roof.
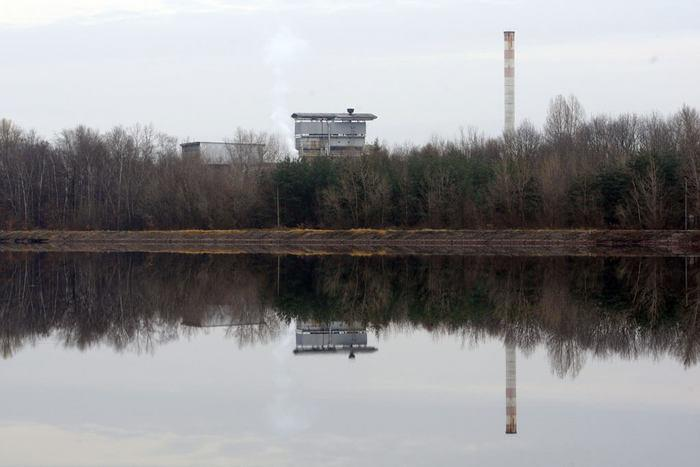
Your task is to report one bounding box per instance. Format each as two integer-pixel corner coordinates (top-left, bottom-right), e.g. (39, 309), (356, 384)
(291, 112), (377, 121)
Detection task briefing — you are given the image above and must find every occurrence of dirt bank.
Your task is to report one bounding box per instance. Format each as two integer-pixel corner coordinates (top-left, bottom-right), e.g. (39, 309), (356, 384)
(2, 229), (700, 256)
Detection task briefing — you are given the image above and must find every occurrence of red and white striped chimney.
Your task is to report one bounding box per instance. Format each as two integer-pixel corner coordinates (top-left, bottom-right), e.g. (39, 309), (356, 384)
(504, 31), (515, 133)
(505, 341), (517, 434)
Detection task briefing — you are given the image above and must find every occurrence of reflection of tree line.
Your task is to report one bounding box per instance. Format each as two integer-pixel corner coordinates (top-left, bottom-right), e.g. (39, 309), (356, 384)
(0, 253), (281, 357)
(1, 253), (699, 376)
(278, 256), (700, 375)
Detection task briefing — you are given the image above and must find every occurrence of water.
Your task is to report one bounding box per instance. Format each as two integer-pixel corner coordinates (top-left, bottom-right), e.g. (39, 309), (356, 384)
(1, 253), (699, 466)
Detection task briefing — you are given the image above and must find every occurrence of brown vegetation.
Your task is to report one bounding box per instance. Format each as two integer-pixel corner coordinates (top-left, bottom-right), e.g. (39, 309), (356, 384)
(2, 228), (700, 256)
(2, 96), (700, 230)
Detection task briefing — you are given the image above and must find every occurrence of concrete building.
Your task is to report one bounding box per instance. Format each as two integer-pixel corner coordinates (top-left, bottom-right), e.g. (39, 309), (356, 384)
(180, 141), (266, 166)
(291, 109), (377, 158)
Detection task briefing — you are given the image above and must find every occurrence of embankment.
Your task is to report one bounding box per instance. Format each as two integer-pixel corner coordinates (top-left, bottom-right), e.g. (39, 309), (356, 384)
(2, 229), (700, 256)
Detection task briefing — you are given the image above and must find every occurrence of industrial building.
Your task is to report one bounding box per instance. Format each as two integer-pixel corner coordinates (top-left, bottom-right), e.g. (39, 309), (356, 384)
(180, 141), (266, 166)
(291, 109), (377, 157)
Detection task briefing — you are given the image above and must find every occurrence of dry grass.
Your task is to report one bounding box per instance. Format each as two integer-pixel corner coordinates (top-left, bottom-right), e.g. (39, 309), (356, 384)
(2, 228), (700, 256)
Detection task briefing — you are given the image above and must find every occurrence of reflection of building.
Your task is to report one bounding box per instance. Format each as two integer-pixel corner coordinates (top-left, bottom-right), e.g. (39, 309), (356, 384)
(291, 109), (377, 158)
(180, 305), (282, 347)
(180, 305), (268, 328)
(293, 321), (378, 357)
(180, 141), (266, 166)
(505, 342), (517, 434)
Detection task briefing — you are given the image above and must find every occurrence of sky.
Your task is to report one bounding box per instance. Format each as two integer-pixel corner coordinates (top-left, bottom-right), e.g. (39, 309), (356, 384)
(1, 0), (699, 146)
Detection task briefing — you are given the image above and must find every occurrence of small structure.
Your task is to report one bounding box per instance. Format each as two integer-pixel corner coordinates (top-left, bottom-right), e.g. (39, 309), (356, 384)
(180, 141), (266, 166)
(293, 320), (378, 357)
(291, 109), (377, 158)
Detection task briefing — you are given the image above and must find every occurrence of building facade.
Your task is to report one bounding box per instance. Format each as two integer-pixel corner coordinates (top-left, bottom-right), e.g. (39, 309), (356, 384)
(291, 109), (377, 158)
(180, 141), (266, 166)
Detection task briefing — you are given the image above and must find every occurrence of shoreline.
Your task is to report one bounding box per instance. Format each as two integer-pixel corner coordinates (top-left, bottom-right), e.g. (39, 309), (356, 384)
(2, 229), (700, 256)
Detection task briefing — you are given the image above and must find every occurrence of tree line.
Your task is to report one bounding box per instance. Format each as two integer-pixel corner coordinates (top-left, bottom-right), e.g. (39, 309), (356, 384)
(2, 95), (699, 230)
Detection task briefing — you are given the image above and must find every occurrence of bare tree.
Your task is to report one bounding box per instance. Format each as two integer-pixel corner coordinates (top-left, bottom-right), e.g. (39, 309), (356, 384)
(544, 94), (585, 149)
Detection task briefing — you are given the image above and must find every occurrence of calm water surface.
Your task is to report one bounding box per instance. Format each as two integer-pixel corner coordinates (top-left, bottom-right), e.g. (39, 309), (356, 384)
(0, 253), (699, 466)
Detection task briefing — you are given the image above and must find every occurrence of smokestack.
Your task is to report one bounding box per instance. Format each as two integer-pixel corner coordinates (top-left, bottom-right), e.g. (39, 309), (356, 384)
(505, 341), (517, 434)
(504, 31), (515, 133)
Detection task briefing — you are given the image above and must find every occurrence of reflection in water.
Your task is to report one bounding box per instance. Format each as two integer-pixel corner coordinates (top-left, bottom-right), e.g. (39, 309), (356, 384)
(294, 321), (378, 357)
(181, 304), (283, 348)
(1, 252), (700, 378)
(505, 342), (516, 434)
(2, 251), (700, 441)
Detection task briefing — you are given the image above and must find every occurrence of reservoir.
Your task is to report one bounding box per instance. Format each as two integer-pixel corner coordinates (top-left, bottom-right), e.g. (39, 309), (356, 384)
(0, 253), (698, 466)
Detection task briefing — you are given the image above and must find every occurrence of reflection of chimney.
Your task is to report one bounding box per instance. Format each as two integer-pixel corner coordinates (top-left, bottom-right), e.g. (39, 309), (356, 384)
(504, 31), (515, 133)
(505, 341), (517, 434)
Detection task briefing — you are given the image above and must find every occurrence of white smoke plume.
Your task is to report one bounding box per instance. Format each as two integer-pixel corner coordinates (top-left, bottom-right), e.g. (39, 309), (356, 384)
(264, 28), (308, 157)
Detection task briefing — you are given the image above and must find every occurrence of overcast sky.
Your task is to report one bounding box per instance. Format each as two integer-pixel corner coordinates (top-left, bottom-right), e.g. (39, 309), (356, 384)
(1, 0), (699, 146)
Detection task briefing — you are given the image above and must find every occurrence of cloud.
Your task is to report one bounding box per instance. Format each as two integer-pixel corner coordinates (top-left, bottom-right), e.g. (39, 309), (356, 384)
(0, 0), (454, 27)
(0, 1), (170, 26)
(0, 0), (264, 27)
(0, 422), (264, 466)
(0, 421), (497, 466)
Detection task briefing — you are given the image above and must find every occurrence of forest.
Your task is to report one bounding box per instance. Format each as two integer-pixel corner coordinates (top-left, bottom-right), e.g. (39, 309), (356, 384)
(1, 95), (699, 230)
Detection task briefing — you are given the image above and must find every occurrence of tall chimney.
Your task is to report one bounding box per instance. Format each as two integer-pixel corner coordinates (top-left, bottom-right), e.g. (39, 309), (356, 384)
(504, 31), (515, 133)
(505, 341), (517, 434)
